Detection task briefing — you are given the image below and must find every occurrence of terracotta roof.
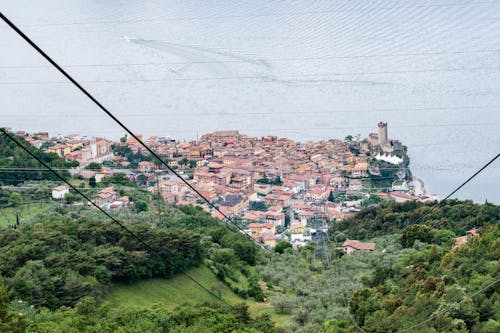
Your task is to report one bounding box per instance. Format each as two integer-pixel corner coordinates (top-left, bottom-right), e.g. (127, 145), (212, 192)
(389, 191), (417, 200)
(467, 229), (479, 237)
(453, 229), (479, 249)
(453, 236), (468, 247)
(342, 239), (376, 251)
(53, 186), (68, 191)
(258, 233), (276, 240)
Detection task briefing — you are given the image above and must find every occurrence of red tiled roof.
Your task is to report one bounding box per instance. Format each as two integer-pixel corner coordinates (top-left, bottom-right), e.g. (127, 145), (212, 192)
(342, 239), (376, 251)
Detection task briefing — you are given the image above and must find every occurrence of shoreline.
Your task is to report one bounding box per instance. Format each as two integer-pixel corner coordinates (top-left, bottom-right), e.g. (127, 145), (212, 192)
(411, 175), (431, 198)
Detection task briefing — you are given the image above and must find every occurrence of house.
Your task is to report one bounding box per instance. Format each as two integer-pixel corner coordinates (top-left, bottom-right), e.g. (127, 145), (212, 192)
(351, 164), (368, 178)
(219, 194), (248, 215)
(290, 233), (312, 243)
(389, 191), (417, 203)
(52, 186), (69, 199)
(264, 194), (292, 207)
(342, 239), (376, 254)
(159, 180), (180, 194)
(289, 222), (305, 234)
(253, 232), (277, 247)
(264, 212), (286, 226)
(305, 186), (329, 201)
(96, 187), (117, 208)
(348, 179), (363, 191)
(138, 161), (155, 173)
(288, 174), (309, 191)
(248, 223), (276, 234)
(452, 229), (479, 249)
(109, 196), (131, 210)
(47, 144), (71, 157)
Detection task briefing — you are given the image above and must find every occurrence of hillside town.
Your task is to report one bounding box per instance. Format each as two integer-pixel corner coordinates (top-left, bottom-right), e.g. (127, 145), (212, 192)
(5, 123), (435, 248)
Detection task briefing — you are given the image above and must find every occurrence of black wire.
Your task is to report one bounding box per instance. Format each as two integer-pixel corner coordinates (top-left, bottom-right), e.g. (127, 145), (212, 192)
(1, 49), (499, 69)
(0, 128), (230, 306)
(411, 153), (499, 225)
(2, 65), (500, 84)
(0, 11), (268, 251)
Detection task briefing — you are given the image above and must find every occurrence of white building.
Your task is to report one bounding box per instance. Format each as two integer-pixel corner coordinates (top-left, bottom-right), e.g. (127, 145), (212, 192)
(52, 186), (69, 199)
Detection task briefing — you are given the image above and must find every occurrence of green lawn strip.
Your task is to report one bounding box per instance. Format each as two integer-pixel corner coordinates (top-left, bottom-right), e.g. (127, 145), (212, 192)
(0, 203), (52, 229)
(107, 265), (289, 325)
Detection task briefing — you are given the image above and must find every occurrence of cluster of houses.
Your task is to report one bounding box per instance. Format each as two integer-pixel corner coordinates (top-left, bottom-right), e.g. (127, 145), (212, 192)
(11, 131), (115, 166)
(52, 185), (132, 210)
(12, 124), (436, 248)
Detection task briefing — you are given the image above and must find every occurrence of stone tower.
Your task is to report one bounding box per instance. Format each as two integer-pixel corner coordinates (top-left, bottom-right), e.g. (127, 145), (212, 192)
(378, 122), (388, 144)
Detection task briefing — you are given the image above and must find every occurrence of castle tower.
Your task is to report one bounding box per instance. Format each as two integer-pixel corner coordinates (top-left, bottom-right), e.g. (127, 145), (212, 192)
(378, 122), (388, 144)
(90, 137), (97, 159)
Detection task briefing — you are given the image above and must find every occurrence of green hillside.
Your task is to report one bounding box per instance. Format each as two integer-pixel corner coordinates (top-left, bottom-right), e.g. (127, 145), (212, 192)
(107, 265), (289, 325)
(0, 131), (78, 186)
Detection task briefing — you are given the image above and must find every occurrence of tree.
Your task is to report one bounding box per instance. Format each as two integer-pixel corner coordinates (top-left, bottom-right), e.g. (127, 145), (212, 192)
(64, 192), (80, 204)
(134, 201), (148, 213)
(0, 286), (25, 333)
(221, 233), (257, 265)
(399, 224), (434, 248)
(9, 192), (22, 207)
(274, 240), (292, 254)
(256, 177), (271, 184)
(328, 190), (334, 202)
(136, 174), (148, 186)
(249, 201), (269, 212)
(85, 162), (101, 171)
(273, 176), (283, 185)
(271, 295), (296, 314)
(188, 160), (198, 169)
(88, 176), (96, 188)
(101, 173), (134, 187)
(433, 229), (455, 246)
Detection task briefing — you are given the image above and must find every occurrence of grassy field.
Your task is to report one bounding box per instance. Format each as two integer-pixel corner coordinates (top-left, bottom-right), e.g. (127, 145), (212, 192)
(107, 265), (289, 326)
(0, 202), (53, 229)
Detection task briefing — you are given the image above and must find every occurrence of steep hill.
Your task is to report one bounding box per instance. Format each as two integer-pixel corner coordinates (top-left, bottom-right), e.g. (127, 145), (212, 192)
(0, 131), (77, 186)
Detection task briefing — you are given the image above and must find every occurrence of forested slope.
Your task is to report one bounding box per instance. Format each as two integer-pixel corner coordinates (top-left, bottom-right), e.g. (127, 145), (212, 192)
(329, 200), (500, 240)
(0, 132), (77, 186)
(347, 223), (499, 332)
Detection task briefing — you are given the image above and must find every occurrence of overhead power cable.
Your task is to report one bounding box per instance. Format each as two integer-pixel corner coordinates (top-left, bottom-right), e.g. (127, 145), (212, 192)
(2, 65), (500, 85)
(411, 152), (499, 225)
(0, 12), (268, 251)
(343, 152), (500, 332)
(1, 105), (500, 117)
(0, 128), (230, 306)
(1, 49), (499, 69)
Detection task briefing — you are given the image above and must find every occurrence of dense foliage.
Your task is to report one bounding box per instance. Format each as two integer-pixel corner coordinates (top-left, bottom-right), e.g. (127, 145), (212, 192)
(0, 132), (77, 186)
(255, 201), (500, 332)
(329, 200), (500, 240)
(0, 217), (202, 309)
(257, 236), (407, 332)
(1, 295), (280, 333)
(164, 205), (264, 301)
(349, 223), (500, 332)
(111, 144), (157, 169)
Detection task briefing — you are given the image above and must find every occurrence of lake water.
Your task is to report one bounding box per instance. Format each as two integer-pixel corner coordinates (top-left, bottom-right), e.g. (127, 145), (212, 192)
(1, 0), (499, 202)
